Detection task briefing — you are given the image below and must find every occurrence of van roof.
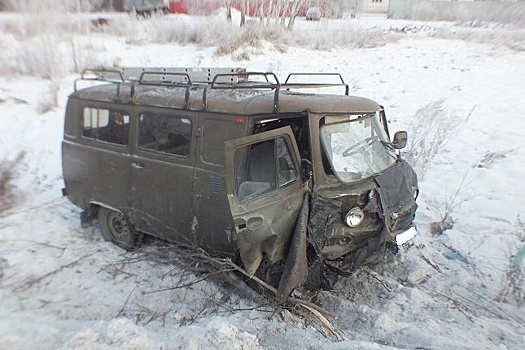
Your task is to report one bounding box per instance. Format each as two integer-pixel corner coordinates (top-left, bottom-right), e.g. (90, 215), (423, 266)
(71, 67), (381, 115)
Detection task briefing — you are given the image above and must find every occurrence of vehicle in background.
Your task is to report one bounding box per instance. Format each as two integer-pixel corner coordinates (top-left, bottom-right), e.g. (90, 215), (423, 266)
(62, 67), (418, 300)
(306, 7), (321, 21)
(124, 0), (169, 16)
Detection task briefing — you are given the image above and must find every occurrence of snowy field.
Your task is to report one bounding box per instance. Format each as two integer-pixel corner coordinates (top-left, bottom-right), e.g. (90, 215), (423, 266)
(1, 11), (525, 350)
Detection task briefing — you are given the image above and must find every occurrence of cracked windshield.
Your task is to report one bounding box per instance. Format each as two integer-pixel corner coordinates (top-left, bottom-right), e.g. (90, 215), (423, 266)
(320, 113), (397, 182)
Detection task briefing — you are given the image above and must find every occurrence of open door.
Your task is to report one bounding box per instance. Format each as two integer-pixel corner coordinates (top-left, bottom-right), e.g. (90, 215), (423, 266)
(224, 126), (307, 276)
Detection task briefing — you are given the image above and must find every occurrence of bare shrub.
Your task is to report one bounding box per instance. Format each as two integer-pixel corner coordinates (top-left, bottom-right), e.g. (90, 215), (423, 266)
(404, 100), (460, 180)
(295, 25), (399, 51)
(37, 80), (60, 114)
(20, 35), (65, 79)
(70, 39), (99, 74)
(432, 26), (525, 52)
(3, 0), (66, 12)
(114, 15), (398, 57)
(0, 152), (25, 215)
(428, 171), (472, 236)
(117, 16), (233, 46)
(216, 22), (290, 56)
(496, 217), (525, 306)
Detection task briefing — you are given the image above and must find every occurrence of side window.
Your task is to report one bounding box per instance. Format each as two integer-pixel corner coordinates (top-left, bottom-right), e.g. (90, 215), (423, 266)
(234, 136), (298, 201)
(82, 107), (129, 145)
(138, 113), (191, 157)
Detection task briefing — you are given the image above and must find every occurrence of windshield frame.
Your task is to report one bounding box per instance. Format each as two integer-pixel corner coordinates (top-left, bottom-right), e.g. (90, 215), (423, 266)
(319, 113), (398, 184)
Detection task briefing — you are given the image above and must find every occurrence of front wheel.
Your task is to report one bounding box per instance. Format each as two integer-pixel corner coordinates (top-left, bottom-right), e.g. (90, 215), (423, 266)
(98, 207), (142, 250)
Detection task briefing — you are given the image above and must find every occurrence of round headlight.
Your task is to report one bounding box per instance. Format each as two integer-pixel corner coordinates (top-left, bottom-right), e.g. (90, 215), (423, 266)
(412, 187), (419, 200)
(344, 207), (364, 227)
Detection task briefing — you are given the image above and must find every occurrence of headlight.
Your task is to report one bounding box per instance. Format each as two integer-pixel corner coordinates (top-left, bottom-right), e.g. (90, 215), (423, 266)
(344, 207), (364, 227)
(412, 187), (419, 200)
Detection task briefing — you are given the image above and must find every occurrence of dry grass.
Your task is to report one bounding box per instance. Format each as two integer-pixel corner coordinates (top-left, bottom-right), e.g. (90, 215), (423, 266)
(404, 100), (460, 180)
(497, 217), (525, 306)
(0, 152), (24, 215)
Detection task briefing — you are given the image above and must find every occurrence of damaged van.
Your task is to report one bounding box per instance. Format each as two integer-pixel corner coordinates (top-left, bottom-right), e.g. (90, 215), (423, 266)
(62, 67), (418, 297)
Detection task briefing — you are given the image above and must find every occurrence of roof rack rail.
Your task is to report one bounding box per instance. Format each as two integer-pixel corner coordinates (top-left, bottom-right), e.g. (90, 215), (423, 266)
(283, 73), (349, 95)
(74, 68), (126, 92)
(210, 72), (280, 89)
(205, 72), (281, 112)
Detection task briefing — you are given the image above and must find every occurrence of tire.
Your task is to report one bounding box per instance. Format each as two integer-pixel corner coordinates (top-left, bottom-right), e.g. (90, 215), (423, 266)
(98, 207), (142, 250)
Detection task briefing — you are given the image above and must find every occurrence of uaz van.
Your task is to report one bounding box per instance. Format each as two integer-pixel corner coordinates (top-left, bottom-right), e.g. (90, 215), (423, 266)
(62, 67), (418, 297)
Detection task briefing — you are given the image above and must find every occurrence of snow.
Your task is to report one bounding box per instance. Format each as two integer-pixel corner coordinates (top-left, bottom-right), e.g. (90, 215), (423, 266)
(1, 13), (524, 350)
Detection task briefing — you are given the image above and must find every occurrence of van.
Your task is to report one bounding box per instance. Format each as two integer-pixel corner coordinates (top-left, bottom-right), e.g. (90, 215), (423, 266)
(62, 67), (418, 296)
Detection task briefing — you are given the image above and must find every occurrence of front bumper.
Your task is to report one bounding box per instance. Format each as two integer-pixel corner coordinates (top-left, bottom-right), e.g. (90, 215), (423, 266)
(395, 226), (417, 245)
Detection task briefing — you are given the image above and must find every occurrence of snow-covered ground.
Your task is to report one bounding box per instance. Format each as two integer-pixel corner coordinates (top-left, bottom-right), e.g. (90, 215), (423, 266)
(0, 12), (524, 349)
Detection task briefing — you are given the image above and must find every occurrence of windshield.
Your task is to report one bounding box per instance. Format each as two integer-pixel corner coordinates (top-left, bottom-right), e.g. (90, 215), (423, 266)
(320, 113), (397, 182)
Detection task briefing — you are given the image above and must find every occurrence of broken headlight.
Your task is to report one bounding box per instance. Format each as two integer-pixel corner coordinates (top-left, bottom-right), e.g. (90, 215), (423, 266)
(344, 207), (364, 227)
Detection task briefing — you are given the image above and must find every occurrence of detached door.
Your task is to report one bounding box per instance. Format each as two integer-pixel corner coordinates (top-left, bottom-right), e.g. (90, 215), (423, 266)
(224, 126), (306, 275)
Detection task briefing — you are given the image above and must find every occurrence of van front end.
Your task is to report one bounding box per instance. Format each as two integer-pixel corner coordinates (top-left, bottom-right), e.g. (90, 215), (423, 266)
(307, 111), (419, 277)
(309, 159), (418, 275)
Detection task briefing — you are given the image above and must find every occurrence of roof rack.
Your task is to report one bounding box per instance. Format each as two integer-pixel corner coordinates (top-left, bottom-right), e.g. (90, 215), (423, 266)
(75, 67), (350, 112)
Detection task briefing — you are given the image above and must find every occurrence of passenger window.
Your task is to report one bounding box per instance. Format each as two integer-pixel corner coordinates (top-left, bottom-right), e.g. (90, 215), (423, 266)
(82, 107), (129, 145)
(234, 136), (297, 201)
(138, 113), (191, 157)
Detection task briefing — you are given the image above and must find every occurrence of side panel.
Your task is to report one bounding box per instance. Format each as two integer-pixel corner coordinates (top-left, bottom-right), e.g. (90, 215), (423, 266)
(62, 98), (132, 212)
(130, 108), (195, 242)
(192, 115), (248, 255)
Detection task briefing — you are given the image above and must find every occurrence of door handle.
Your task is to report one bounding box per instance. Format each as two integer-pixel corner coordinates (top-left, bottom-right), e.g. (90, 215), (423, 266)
(234, 218), (247, 231)
(131, 162), (144, 169)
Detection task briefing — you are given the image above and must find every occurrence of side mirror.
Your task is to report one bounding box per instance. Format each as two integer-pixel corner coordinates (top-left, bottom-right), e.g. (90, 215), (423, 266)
(392, 131), (408, 149)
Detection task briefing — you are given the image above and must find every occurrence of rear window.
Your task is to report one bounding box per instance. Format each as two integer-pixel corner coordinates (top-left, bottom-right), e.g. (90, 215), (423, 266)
(82, 107), (129, 145)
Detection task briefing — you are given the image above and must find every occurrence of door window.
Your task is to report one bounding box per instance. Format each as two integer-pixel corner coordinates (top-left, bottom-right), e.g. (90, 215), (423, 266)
(138, 113), (191, 157)
(234, 136), (298, 201)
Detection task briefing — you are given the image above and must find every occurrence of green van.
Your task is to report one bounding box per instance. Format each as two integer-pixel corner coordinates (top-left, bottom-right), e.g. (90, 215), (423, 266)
(62, 67), (418, 295)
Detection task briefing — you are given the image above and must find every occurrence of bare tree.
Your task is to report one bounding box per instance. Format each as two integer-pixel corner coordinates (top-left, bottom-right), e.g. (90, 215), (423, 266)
(287, 0), (304, 30)
(225, 0), (232, 23)
(240, 0), (247, 26)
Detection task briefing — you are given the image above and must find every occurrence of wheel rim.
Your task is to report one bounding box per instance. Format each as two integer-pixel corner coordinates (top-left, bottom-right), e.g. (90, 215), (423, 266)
(107, 211), (130, 241)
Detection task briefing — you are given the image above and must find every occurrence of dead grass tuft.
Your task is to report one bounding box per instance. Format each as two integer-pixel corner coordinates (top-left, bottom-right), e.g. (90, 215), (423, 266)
(497, 216), (525, 306)
(0, 152), (25, 215)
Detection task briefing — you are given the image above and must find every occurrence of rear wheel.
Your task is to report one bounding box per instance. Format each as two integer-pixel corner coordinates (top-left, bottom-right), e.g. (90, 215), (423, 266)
(98, 207), (142, 250)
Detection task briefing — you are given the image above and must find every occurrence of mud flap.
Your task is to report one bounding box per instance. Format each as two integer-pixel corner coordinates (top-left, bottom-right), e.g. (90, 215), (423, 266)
(276, 193), (310, 303)
(80, 208), (97, 228)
